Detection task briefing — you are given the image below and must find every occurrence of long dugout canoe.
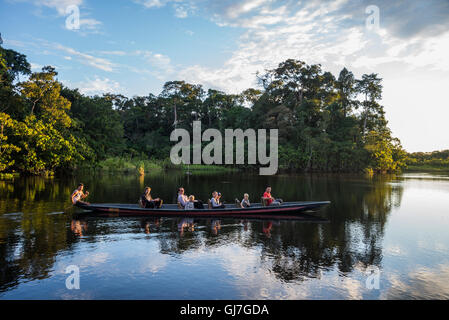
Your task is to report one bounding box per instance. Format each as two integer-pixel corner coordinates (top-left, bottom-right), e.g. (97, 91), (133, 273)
(75, 201), (331, 220)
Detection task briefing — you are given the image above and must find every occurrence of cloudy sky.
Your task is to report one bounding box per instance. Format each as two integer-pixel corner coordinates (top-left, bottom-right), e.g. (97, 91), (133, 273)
(1, 0), (448, 152)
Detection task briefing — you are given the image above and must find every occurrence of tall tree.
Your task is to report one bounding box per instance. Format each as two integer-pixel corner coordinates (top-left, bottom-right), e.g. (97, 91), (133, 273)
(19, 66), (71, 128)
(356, 73), (384, 135)
(11, 66), (90, 174)
(0, 47), (30, 117)
(336, 68), (357, 117)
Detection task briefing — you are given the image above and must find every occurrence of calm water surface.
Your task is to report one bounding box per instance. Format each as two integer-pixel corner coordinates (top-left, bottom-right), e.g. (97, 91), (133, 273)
(1, 170), (449, 299)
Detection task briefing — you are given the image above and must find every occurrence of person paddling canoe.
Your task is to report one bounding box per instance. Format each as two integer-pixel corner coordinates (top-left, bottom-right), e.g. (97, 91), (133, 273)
(71, 183), (90, 205)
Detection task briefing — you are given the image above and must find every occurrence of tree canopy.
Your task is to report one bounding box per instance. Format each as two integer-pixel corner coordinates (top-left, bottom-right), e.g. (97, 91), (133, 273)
(0, 46), (407, 175)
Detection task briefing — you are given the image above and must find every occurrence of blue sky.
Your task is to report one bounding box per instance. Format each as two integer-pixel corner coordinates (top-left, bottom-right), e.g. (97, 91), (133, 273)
(1, 0), (449, 152)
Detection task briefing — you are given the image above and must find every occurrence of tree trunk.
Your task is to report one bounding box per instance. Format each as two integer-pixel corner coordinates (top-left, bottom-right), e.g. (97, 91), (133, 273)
(174, 104), (177, 128)
(305, 143), (313, 172)
(208, 108), (211, 127)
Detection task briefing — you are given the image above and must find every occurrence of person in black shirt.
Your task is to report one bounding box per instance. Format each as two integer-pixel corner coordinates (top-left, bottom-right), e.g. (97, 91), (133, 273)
(140, 187), (162, 208)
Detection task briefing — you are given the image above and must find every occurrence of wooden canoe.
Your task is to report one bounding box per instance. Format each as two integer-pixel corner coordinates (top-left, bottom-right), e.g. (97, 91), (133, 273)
(75, 201), (330, 220)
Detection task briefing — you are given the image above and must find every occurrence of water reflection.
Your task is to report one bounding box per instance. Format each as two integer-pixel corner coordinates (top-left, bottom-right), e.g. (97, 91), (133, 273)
(71, 220), (88, 237)
(0, 171), (419, 299)
(178, 218), (195, 236)
(383, 264), (449, 299)
(262, 221), (272, 238)
(140, 218), (161, 234)
(211, 220), (221, 235)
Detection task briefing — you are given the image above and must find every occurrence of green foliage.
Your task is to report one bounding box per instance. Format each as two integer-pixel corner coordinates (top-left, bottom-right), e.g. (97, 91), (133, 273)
(0, 47), (408, 175)
(97, 156), (164, 172)
(0, 53), (92, 175)
(364, 131), (407, 173)
(0, 46), (30, 118)
(19, 66), (72, 127)
(12, 115), (88, 174)
(62, 88), (125, 161)
(0, 112), (21, 172)
(406, 150), (449, 170)
(252, 59), (406, 173)
(0, 46), (31, 83)
(0, 172), (16, 179)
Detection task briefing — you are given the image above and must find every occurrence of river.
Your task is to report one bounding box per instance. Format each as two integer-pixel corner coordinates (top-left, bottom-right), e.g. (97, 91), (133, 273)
(1, 170), (448, 299)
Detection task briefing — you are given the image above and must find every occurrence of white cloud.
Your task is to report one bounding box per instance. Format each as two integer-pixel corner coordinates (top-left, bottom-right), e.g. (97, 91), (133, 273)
(2, 39), (26, 47)
(54, 44), (116, 72)
(174, 5), (188, 18)
(130, 50), (175, 79)
(99, 50), (127, 56)
(134, 0), (195, 18)
(11, 0), (83, 16)
(222, 0), (270, 19)
(79, 18), (102, 30)
(11, 0), (102, 32)
(77, 77), (122, 95)
(134, 0), (184, 10)
(173, 0), (449, 97)
(40, 0), (83, 15)
(134, 0), (165, 8)
(30, 62), (43, 71)
(146, 52), (172, 70)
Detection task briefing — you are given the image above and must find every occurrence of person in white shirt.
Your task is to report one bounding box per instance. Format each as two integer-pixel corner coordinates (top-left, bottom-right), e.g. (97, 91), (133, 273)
(241, 193), (251, 208)
(211, 191), (225, 209)
(71, 183), (89, 205)
(177, 187), (189, 208)
(184, 195), (196, 210)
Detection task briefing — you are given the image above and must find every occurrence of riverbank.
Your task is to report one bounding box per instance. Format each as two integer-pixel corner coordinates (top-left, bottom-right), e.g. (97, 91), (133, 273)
(7, 156), (448, 178)
(0, 172), (20, 179)
(404, 165), (449, 172)
(90, 157), (239, 173)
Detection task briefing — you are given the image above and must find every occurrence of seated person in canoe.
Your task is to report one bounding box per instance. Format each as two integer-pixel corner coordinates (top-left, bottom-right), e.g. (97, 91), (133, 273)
(71, 183), (90, 205)
(262, 187), (282, 206)
(140, 187), (163, 208)
(211, 191), (225, 209)
(184, 195), (196, 210)
(241, 193), (251, 208)
(178, 187), (204, 209)
(178, 187), (188, 208)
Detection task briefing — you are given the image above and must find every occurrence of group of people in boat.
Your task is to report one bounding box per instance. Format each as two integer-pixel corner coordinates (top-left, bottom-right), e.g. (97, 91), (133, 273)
(176, 186), (282, 210)
(71, 183), (283, 210)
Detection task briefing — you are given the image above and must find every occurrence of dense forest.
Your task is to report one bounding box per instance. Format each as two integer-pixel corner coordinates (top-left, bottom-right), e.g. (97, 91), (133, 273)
(0, 45), (408, 176)
(406, 150), (449, 170)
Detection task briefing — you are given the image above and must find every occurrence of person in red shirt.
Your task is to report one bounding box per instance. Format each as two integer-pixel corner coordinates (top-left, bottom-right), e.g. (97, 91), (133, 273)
(262, 187), (281, 206)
